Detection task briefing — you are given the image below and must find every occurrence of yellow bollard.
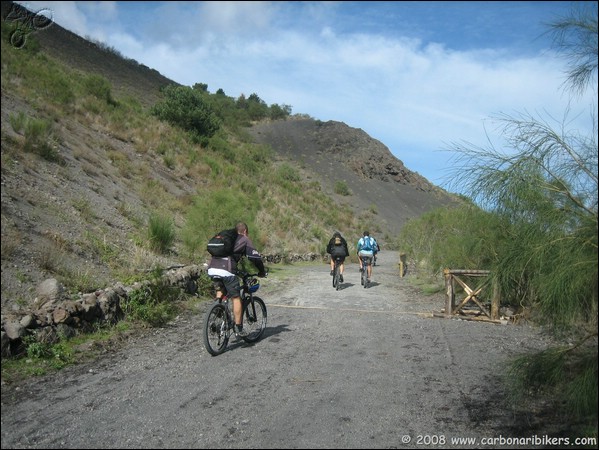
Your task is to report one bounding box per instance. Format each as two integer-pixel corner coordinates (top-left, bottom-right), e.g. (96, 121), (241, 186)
(398, 253), (407, 277)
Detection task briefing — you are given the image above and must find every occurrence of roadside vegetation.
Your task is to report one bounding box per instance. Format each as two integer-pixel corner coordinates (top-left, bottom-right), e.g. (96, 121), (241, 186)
(398, 4), (597, 438)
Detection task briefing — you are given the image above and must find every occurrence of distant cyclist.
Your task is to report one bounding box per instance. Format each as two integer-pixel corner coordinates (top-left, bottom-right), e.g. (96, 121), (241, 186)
(326, 231), (349, 282)
(357, 231), (376, 284)
(371, 236), (381, 265)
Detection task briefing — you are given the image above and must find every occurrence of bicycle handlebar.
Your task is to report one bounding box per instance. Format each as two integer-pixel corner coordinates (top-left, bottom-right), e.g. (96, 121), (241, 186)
(236, 270), (268, 279)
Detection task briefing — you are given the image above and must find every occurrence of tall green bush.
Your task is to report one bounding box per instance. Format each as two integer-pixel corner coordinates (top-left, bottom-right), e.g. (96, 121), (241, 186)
(398, 204), (504, 277)
(151, 85), (221, 142)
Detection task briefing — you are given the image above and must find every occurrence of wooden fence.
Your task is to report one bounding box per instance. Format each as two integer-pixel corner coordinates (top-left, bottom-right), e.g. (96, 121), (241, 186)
(443, 269), (501, 322)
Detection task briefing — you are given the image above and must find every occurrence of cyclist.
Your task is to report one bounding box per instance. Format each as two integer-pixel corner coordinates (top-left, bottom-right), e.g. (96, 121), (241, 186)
(357, 231), (376, 284)
(371, 236), (381, 265)
(207, 222), (266, 337)
(326, 231), (349, 282)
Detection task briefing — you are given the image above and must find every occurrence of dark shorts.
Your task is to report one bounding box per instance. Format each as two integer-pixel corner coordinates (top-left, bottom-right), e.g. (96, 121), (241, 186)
(211, 275), (241, 298)
(331, 255), (346, 263)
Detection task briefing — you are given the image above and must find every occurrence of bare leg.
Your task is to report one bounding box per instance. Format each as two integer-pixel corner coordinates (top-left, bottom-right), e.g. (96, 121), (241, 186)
(233, 296), (242, 325)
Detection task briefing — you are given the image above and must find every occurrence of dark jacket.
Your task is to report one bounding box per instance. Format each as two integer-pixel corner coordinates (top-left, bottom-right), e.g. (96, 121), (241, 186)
(208, 234), (266, 275)
(327, 235), (349, 257)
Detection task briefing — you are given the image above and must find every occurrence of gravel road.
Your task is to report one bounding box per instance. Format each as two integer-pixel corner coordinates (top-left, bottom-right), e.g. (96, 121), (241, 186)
(1, 251), (557, 449)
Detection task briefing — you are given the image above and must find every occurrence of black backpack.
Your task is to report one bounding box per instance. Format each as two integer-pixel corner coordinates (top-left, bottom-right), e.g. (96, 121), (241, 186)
(207, 228), (238, 257)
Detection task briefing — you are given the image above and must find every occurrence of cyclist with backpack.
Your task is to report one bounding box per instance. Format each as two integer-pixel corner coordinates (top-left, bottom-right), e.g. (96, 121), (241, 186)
(326, 231), (349, 282)
(357, 231), (376, 284)
(207, 222), (266, 337)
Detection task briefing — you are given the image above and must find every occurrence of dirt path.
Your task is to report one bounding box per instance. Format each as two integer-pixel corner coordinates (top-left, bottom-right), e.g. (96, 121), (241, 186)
(1, 251), (558, 449)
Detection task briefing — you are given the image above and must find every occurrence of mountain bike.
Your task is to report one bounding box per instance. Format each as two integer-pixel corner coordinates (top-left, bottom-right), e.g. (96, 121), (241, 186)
(203, 271), (267, 356)
(360, 255), (371, 288)
(332, 257), (343, 290)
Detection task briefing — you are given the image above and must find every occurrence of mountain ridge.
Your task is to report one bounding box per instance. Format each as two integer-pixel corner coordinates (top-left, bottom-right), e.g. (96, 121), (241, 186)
(248, 118), (458, 236)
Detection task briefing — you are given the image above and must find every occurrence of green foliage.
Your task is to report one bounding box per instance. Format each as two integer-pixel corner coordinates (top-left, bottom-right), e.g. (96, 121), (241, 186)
(123, 282), (181, 327)
(148, 213), (175, 254)
(24, 334), (52, 359)
(8, 111), (27, 131)
(508, 344), (598, 435)
(237, 143), (272, 175)
(151, 85), (221, 141)
(182, 188), (257, 258)
(247, 93), (268, 120)
(195, 272), (215, 298)
(82, 73), (116, 105)
(12, 114), (63, 163)
(276, 163), (301, 182)
(547, 2), (598, 97)
(2, 37), (75, 104)
(398, 205), (503, 277)
(203, 155), (222, 176)
(334, 180), (351, 196)
(270, 103), (292, 120)
(208, 133), (236, 162)
(23, 334), (74, 369)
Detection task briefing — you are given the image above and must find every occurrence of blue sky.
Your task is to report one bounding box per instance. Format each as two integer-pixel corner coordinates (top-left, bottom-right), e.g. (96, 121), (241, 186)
(16, 1), (597, 192)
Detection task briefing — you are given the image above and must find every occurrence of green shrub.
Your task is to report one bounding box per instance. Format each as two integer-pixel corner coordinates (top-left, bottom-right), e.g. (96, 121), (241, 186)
(18, 116), (63, 163)
(123, 283), (181, 327)
(334, 180), (351, 196)
(276, 163), (301, 182)
(23, 334), (74, 369)
(82, 74), (116, 105)
(8, 111), (27, 132)
(151, 85), (221, 141)
(148, 213), (175, 254)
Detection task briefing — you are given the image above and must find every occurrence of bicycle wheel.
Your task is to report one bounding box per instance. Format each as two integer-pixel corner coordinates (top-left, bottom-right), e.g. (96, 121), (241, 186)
(203, 302), (230, 356)
(333, 263), (340, 289)
(242, 296), (267, 343)
(361, 260), (368, 288)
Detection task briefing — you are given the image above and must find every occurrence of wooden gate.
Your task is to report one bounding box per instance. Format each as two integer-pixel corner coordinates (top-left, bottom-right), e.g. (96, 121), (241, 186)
(443, 269), (500, 321)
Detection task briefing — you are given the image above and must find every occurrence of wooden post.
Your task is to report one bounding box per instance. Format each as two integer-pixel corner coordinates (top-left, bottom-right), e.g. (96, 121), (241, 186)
(491, 279), (500, 320)
(398, 253), (407, 277)
(444, 268), (454, 317)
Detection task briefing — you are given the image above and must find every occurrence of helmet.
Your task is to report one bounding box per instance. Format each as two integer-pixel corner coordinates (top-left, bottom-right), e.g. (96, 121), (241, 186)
(249, 278), (260, 293)
(363, 231), (370, 236)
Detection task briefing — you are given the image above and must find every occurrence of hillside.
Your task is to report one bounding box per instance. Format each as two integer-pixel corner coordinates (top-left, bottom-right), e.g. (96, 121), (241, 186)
(248, 118), (458, 236)
(1, 1), (458, 315)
